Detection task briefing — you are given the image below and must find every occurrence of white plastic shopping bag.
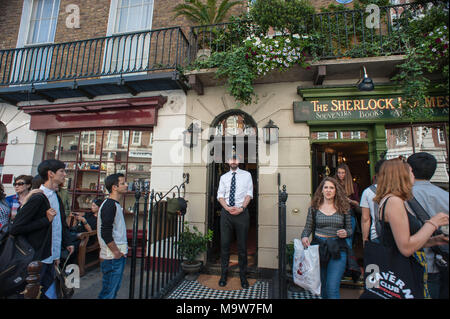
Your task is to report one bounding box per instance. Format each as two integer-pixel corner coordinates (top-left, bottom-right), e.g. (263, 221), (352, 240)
(292, 238), (321, 296)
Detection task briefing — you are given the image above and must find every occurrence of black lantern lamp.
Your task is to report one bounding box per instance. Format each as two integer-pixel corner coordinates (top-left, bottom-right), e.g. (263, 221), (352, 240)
(183, 122), (203, 148)
(263, 119), (279, 144)
(357, 66), (374, 91)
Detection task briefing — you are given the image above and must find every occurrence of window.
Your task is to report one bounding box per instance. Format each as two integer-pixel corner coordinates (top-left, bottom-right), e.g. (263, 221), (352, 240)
(104, 0), (154, 73)
(131, 131), (142, 145)
(28, 0), (60, 44)
(122, 131), (129, 146)
(386, 124), (449, 184)
(43, 128), (152, 213)
(317, 132), (329, 140)
(81, 131), (97, 156)
(14, 0), (60, 83)
(394, 128), (409, 145)
(115, 0), (154, 33)
(438, 128), (446, 144)
(311, 131), (337, 140)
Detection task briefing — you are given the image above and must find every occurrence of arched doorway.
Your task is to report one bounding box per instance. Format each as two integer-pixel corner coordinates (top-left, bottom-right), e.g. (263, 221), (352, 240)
(206, 110), (258, 273)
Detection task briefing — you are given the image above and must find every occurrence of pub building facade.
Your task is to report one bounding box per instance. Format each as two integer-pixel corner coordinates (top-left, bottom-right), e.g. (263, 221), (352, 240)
(1, 0), (449, 274)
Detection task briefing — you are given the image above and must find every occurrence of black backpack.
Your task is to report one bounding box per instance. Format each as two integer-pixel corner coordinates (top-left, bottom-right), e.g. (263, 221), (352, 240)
(0, 223), (35, 297)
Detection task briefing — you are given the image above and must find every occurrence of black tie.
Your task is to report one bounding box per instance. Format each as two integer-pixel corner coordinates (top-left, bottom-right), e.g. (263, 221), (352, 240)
(229, 172), (236, 206)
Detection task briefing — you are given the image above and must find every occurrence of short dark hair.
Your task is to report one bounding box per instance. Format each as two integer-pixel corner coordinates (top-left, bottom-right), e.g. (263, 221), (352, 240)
(14, 175), (33, 190)
(407, 152), (437, 180)
(374, 159), (386, 175)
(38, 159), (66, 182)
(31, 174), (44, 190)
(105, 173), (124, 193)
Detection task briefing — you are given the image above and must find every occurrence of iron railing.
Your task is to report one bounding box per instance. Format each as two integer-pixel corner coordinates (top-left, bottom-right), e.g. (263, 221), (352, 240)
(0, 26), (189, 86)
(0, 2), (441, 87)
(277, 174), (288, 299)
(128, 174), (189, 299)
(188, 2), (440, 61)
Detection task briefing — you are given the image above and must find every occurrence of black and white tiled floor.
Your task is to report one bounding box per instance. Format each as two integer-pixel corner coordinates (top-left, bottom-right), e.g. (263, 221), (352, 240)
(166, 279), (322, 299)
(167, 280), (270, 299)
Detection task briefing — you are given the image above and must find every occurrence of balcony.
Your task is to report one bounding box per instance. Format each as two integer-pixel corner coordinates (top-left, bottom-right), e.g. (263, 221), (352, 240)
(0, 26), (190, 105)
(0, 2), (445, 105)
(185, 2), (439, 89)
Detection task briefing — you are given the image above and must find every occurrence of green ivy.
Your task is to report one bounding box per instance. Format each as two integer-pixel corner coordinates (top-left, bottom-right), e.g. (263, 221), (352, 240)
(391, 3), (449, 120)
(249, 0), (315, 35)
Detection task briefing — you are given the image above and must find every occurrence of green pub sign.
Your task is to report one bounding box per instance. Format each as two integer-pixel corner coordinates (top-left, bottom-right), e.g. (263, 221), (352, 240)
(293, 95), (449, 123)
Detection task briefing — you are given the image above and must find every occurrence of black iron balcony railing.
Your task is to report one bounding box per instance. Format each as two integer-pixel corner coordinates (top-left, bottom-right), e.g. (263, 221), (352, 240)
(0, 2), (441, 88)
(0, 26), (189, 86)
(188, 2), (437, 61)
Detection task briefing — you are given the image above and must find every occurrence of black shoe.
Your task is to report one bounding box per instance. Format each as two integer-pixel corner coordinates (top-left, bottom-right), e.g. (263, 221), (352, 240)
(219, 273), (227, 287)
(240, 276), (249, 289)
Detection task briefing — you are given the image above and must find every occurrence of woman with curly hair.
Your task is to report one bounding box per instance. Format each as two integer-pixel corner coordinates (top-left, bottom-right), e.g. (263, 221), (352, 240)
(301, 177), (352, 299)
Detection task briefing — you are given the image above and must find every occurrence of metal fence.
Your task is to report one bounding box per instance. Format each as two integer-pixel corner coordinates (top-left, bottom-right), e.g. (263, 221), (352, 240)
(0, 26), (189, 85)
(0, 2), (439, 87)
(128, 174), (189, 299)
(277, 174), (288, 299)
(188, 2), (438, 61)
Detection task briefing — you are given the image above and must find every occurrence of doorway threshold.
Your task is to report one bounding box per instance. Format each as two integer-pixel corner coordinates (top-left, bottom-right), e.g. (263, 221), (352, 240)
(203, 263), (260, 279)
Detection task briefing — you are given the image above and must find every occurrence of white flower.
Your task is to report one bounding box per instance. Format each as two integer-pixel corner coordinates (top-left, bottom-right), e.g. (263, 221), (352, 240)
(286, 39), (291, 43)
(293, 34), (300, 39)
(432, 48), (437, 52)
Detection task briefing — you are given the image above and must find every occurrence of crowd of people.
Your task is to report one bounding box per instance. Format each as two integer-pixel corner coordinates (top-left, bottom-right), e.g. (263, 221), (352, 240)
(1, 159), (128, 299)
(1, 152), (448, 300)
(300, 152), (449, 299)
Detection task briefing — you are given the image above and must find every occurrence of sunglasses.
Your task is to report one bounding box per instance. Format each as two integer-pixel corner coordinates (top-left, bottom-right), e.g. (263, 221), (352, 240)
(13, 182), (26, 186)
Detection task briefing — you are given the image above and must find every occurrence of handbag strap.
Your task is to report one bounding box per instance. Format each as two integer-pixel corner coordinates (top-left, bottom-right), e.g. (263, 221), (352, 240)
(377, 196), (392, 241)
(312, 207), (317, 240)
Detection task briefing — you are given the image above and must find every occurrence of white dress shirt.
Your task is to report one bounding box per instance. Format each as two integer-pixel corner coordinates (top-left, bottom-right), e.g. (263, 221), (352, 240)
(217, 168), (253, 207)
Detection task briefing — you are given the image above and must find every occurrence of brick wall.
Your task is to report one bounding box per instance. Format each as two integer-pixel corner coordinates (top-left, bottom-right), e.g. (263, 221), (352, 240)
(0, 0), (348, 52)
(0, 0), (23, 50)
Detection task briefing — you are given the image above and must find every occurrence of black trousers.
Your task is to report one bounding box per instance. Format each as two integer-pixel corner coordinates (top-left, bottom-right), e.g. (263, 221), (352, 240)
(220, 208), (249, 276)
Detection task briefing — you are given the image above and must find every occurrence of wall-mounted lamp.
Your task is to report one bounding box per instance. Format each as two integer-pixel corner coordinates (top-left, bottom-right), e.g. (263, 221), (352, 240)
(263, 119), (279, 145)
(183, 123), (203, 148)
(357, 66), (374, 91)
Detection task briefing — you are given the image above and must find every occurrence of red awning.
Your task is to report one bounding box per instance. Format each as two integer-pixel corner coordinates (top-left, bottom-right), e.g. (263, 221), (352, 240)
(21, 95), (167, 130)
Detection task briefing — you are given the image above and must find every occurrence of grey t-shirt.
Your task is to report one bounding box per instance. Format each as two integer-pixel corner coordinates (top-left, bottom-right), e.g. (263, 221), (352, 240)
(412, 180), (449, 273)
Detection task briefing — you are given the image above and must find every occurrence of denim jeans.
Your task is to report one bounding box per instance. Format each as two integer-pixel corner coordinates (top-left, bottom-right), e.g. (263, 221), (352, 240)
(345, 215), (357, 249)
(427, 272), (441, 299)
(315, 236), (347, 299)
(98, 257), (126, 299)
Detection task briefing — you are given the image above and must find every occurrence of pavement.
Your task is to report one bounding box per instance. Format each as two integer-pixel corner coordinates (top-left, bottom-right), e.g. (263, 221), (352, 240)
(72, 258), (363, 299)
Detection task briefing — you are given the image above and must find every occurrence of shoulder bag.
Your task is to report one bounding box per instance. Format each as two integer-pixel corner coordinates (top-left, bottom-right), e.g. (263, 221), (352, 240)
(360, 196), (425, 299)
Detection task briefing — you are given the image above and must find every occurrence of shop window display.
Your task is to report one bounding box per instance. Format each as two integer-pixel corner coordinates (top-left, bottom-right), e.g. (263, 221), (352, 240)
(44, 129), (152, 213)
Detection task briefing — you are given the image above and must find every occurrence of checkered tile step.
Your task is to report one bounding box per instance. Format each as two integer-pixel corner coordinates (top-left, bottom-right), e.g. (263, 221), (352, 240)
(166, 280), (269, 299)
(288, 289), (322, 299)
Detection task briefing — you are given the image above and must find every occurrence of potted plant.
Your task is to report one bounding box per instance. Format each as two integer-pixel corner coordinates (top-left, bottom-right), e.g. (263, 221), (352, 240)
(177, 221), (213, 280)
(172, 0), (243, 60)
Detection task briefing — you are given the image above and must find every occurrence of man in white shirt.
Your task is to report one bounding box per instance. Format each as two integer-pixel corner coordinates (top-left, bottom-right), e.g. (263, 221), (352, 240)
(97, 173), (128, 299)
(217, 153), (253, 289)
